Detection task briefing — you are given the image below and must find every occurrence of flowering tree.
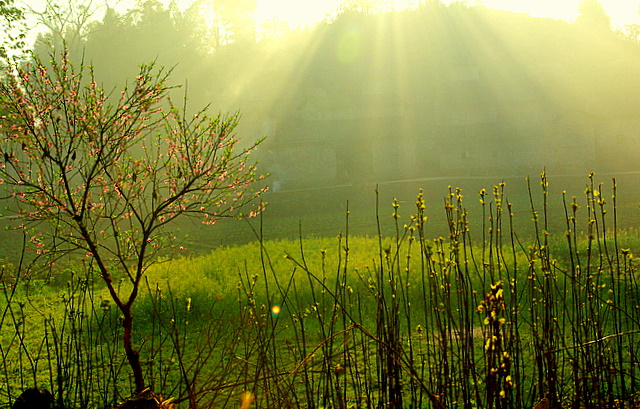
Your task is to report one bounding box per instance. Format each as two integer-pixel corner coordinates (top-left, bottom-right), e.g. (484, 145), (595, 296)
(0, 51), (266, 393)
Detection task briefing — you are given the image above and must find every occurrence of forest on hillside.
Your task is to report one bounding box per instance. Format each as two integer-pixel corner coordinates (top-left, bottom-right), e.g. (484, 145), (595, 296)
(28, 0), (640, 189)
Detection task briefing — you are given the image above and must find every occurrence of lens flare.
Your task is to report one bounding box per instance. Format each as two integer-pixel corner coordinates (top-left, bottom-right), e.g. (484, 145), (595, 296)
(240, 391), (254, 409)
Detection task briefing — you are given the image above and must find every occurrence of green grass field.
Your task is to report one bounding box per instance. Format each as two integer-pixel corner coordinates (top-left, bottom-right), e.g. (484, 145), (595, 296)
(2, 173), (640, 408)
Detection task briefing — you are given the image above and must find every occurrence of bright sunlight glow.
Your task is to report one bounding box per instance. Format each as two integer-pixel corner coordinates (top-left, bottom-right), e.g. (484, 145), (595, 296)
(22, 0), (638, 52)
(254, 0), (638, 29)
(254, 0), (341, 28)
(24, 0), (639, 34)
(475, 0), (637, 27)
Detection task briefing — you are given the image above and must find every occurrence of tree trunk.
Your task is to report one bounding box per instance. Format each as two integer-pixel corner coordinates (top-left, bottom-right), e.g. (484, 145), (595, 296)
(122, 305), (145, 393)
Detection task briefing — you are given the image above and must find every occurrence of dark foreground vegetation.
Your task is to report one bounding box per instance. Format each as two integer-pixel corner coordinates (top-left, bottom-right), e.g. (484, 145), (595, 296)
(1, 173), (639, 409)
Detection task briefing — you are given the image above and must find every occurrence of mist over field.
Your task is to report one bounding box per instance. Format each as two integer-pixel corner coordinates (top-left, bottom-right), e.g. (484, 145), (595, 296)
(4, 0), (640, 255)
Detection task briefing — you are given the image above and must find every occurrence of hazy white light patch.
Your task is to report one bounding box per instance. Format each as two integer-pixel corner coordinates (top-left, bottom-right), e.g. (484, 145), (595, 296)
(477, 0), (578, 21)
(598, 0), (639, 27)
(255, 0), (341, 28)
(470, 0), (637, 28)
(255, 0), (638, 29)
(256, 0), (639, 29)
(254, 0), (425, 28)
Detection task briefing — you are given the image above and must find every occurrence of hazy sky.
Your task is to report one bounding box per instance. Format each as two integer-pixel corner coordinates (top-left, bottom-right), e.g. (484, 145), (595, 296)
(21, 0), (640, 38)
(475, 0), (637, 27)
(254, 0), (638, 28)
